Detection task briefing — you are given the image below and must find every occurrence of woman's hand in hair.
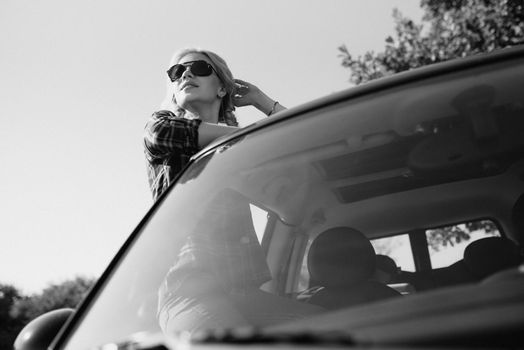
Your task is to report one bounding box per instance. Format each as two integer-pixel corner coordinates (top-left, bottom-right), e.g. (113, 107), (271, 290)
(233, 79), (263, 107)
(233, 79), (285, 115)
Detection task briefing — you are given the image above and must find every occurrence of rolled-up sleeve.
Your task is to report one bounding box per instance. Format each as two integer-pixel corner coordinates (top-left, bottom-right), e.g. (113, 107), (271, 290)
(144, 110), (203, 200)
(144, 110), (202, 162)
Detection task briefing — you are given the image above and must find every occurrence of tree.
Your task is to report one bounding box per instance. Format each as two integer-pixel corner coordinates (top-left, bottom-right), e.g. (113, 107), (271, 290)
(0, 277), (95, 348)
(339, 0), (524, 84)
(0, 284), (24, 349)
(10, 276), (96, 325)
(338, 0), (522, 247)
(426, 220), (499, 252)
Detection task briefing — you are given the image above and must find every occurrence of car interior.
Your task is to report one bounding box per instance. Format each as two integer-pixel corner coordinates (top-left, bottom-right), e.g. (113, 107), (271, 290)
(241, 69), (524, 309)
(256, 141), (524, 303)
(188, 57), (524, 348)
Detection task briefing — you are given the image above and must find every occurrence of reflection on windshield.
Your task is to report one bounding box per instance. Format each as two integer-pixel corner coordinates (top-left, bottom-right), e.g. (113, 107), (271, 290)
(158, 189), (324, 333)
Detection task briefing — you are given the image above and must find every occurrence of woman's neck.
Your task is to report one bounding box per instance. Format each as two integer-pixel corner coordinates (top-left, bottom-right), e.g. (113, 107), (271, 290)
(184, 102), (220, 124)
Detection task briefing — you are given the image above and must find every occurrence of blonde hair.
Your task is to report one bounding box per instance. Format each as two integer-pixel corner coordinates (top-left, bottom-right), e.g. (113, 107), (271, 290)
(160, 48), (238, 126)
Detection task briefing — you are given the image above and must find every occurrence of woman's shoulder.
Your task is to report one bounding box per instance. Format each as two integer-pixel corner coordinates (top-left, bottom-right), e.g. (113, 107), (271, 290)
(146, 110), (201, 130)
(151, 109), (177, 119)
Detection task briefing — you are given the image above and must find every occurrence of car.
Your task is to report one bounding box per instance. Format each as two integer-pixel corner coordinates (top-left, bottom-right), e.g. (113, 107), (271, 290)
(15, 45), (524, 350)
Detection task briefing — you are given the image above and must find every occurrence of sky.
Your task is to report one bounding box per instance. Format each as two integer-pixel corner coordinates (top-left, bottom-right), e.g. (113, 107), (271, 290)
(0, 0), (423, 294)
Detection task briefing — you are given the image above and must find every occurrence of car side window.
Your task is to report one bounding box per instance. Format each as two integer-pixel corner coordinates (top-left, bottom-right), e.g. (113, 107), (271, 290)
(425, 219), (500, 268)
(250, 204), (269, 244)
(371, 234), (415, 272)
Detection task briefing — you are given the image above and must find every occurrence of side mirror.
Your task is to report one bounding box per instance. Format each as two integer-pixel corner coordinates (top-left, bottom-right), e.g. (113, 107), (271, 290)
(14, 308), (74, 350)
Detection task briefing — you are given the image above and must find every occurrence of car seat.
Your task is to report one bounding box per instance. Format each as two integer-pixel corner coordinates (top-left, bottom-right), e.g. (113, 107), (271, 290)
(374, 254), (399, 283)
(422, 236), (522, 290)
(463, 236), (522, 279)
(306, 227), (401, 310)
(374, 254), (416, 295)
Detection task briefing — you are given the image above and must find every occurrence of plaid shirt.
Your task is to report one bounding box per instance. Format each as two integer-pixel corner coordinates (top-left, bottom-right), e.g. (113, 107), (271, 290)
(144, 110), (202, 200)
(163, 189), (271, 290)
(158, 190), (272, 322)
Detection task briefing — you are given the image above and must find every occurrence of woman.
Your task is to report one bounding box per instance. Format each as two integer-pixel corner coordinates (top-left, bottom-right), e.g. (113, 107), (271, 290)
(144, 48), (285, 200)
(147, 49), (323, 334)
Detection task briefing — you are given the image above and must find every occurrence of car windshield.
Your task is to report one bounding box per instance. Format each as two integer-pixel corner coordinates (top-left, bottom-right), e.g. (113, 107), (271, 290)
(61, 52), (524, 349)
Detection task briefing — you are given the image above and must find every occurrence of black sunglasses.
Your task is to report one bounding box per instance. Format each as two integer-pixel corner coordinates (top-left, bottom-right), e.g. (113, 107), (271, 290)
(167, 60), (217, 82)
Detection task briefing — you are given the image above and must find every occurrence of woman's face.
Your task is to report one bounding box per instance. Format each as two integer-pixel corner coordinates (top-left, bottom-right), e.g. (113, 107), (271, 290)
(172, 53), (224, 110)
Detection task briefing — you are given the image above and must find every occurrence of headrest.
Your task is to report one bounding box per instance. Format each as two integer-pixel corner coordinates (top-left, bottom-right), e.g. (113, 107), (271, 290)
(307, 227), (376, 287)
(463, 237), (521, 278)
(375, 254), (398, 275)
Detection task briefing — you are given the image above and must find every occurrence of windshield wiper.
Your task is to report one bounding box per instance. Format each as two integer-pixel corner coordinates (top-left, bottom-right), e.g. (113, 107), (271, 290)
(94, 329), (355, 349)
(189, 328), (356, 345)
